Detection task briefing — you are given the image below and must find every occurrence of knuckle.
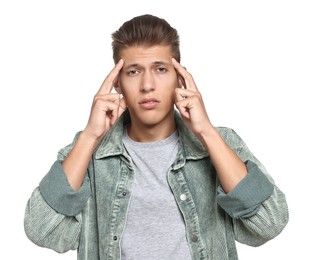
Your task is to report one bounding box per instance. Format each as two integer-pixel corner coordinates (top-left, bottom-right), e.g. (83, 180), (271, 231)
(93, 95), (103, 103)
(192, 94), (201, 101)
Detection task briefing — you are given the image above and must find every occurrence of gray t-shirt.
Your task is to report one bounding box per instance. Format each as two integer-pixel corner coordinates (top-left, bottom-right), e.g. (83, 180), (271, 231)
(121, 129), (192, 260)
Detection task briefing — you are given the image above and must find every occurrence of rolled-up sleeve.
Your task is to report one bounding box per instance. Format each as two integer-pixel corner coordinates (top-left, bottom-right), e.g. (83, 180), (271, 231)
(217, 160), (274, 218)
(39, 160), (91, 216)
(216, 127), (289, 246)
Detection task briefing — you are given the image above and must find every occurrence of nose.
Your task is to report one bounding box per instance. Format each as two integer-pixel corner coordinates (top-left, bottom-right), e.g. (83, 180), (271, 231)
(140, 71), (155, 92)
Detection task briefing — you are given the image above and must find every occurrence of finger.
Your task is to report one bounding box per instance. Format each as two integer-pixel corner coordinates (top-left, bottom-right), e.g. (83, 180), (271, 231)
(93, 93), (121, 108)
(117, 96), (127, 118)
(100, 101), (120, 126)
(172, 58), (198, 92)
(97, 59), (124, 95)
(175, 88), (185, 102)
(109, 105), (119, 126)
(175, 99), (191, 120)
(175, 88), (199, 102)
(119, 96), (127, 110)
(107, 96), (127, 125)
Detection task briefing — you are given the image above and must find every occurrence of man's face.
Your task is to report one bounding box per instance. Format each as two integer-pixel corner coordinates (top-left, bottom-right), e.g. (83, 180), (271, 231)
(118, 45), (179, 129)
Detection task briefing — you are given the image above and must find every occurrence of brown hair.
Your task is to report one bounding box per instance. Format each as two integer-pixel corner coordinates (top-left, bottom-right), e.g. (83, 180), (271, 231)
(111, 14), (180, 64)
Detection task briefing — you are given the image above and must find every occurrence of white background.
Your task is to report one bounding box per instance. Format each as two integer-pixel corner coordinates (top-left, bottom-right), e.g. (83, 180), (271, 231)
(1, 0), (312, 259)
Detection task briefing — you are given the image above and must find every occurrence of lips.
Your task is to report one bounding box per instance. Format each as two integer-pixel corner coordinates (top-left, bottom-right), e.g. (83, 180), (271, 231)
(138, 98), (160, 109)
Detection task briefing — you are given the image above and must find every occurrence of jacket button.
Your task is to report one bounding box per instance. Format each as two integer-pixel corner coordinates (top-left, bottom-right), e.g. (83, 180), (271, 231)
(113, 236), (118, 241)
(122, 192), (127, 196)
(180, 194), (187, 201)
(191, 235), (198, 242)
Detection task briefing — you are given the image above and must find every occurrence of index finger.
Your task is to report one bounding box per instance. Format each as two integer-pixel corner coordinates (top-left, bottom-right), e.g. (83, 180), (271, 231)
(97, 59), (124, 95)
(171, 58), (198, 92)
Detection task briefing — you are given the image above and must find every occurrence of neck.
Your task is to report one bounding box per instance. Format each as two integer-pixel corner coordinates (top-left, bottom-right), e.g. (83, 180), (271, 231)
(127, 114), (176, 142)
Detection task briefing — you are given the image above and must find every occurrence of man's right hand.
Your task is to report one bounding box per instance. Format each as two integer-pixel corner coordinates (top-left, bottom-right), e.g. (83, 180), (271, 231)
(83, 59), (126, 142)
(62, 59), (126, 191)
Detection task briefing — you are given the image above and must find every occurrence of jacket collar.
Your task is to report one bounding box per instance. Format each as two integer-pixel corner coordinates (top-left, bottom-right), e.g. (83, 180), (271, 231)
(94, 110), (208, 163)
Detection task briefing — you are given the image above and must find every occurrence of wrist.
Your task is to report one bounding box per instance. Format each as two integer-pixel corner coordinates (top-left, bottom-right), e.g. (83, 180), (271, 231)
(80, 130), (102, 150)
(194, 121), (216, 138)
(196, 124), (220, 150)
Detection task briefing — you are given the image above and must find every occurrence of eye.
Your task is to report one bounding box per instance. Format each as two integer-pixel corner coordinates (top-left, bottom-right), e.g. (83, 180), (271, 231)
(157, 67), (167, 73)
(127, 69), (139, 76)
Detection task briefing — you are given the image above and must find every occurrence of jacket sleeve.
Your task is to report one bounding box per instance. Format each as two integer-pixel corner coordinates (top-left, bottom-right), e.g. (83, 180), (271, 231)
(24, 133), (91, 253)
(232, 185), (288, 246)
(216, 128), (289, 246)
(24, 187), (82, 253)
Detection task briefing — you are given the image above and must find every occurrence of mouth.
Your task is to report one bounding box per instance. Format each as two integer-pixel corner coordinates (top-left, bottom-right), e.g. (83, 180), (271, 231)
(138, 98), (160, 109)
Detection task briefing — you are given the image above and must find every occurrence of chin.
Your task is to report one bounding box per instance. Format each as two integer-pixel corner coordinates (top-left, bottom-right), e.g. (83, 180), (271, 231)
(138, 116), (163, 126)
(135, 110), (174, 127)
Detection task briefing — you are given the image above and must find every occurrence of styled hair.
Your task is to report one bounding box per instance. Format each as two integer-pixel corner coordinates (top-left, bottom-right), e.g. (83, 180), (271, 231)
(111, 14), (180, 64)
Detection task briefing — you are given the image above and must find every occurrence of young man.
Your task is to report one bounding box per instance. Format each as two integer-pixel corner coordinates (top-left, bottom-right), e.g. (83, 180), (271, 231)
(24, 14), (288, 260)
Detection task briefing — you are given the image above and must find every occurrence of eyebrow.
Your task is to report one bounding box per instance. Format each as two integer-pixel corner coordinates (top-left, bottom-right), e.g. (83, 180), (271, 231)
(123, 61), (171, 70)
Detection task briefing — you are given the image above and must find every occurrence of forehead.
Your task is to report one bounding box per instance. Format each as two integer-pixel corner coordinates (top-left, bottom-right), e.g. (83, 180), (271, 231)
(120, 45), (172, 66)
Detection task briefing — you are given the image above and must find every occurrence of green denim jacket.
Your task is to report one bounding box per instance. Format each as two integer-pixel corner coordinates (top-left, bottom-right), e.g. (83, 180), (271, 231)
(24, 111), (288, 260)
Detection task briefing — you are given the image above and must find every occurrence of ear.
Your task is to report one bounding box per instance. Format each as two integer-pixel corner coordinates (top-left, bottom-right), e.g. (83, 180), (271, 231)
(114, 80), (122, 94)
(177, 74), (186, 89)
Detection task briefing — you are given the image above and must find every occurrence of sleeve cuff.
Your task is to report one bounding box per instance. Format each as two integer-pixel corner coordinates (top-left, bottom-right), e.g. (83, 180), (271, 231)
(39, 160), (91, 216)
(217, 160), (274, 219)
